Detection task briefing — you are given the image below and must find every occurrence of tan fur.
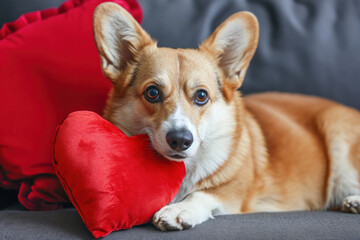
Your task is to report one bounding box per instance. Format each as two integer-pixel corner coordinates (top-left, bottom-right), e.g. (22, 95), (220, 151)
(93, 3), (360, 230)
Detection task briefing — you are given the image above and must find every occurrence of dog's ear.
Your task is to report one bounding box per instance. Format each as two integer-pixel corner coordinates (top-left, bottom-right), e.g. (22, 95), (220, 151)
(93, 2), (155, 83)
(200, 12), (259, 99)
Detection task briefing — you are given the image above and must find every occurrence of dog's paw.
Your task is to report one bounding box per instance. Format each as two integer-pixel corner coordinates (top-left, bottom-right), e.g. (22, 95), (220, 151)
(153, 203), (198, 231)
(341, 195), (360, 214)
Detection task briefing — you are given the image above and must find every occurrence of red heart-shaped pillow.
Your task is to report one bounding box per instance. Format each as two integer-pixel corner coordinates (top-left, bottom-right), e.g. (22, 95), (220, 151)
(53, 111), (185, 238)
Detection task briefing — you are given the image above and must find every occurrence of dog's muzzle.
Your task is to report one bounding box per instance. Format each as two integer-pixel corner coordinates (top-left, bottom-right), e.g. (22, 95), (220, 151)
(166, 129), (193, 152)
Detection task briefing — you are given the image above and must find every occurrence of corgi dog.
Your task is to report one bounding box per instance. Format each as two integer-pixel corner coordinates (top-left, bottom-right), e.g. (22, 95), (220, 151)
(93, 3), (360, 231)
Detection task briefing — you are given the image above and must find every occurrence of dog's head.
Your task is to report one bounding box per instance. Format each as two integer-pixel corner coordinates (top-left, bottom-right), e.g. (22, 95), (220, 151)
(93, 3), (258, 161)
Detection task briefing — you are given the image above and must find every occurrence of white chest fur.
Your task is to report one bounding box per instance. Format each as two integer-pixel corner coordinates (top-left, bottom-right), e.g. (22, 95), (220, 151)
(172, 102), (235, 203)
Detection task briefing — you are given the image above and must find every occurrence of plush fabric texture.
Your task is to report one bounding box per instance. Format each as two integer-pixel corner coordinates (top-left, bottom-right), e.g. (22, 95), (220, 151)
(1, 207), (360, 240)
(0, 0), (142, 211)
(53, 111), (186, 238)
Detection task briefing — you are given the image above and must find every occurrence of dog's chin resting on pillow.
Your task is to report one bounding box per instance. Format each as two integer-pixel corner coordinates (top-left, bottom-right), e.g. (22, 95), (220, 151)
(92, 2), (360, 231)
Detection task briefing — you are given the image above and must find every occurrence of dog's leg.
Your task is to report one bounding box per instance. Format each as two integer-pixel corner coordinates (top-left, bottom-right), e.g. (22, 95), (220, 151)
(153, 191), (222, 231)
(341, 195), (360, 214)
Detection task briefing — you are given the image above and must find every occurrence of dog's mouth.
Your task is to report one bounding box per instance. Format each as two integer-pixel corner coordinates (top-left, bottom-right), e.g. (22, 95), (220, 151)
(165, 153), (187, 161)
(144, 129), (191, 162)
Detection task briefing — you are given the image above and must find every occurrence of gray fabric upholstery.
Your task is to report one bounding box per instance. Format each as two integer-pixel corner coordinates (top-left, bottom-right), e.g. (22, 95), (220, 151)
(139, 0), (360, 110)
(1, 206), (359, 240)
(0, 0), (64, 24)
(1, 0), (360, 239)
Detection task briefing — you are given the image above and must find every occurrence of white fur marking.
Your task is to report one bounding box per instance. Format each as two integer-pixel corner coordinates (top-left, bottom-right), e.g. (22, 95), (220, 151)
(151, 106), (201, 160)
(341, 195), (360, 213)
(173, 101), (235, 202)
(177, 54), (180, 78)
(326, 135), (360, 208)
(153, 192), (222, 231)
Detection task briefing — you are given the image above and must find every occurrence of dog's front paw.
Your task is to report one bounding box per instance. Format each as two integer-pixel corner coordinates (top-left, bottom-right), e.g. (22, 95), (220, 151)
(153, 203), (198, 231)
(341, 195), (360, 214)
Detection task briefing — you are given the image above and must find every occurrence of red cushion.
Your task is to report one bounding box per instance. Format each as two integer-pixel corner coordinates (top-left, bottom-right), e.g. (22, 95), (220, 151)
(53, 111), (186, 238)
(0, 0), (142, 210)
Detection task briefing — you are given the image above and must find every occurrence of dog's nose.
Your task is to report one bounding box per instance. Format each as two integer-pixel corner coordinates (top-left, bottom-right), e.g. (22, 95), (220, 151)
(166, 130), (193, 152)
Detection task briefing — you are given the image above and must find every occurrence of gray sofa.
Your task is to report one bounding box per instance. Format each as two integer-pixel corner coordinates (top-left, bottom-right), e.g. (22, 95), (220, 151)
(1, 0), (360, 239)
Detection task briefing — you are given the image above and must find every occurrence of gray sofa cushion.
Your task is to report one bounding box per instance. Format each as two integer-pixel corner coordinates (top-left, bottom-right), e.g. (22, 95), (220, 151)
(0, 0), (64, 24)
(1, 205), (359, 240)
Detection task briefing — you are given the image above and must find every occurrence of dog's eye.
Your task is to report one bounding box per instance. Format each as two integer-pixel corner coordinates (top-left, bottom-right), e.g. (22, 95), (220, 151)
(194, 90), (209, 106)
(144, 86), (161, 103)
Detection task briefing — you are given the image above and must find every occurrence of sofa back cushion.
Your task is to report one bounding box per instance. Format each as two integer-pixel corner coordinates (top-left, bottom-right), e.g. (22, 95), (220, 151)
(139, 0), (360, 110)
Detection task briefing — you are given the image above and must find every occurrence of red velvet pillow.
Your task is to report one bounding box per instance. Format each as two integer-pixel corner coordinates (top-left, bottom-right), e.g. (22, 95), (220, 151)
(54, 111), (186, 238)
(0, 0), (142, 210)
